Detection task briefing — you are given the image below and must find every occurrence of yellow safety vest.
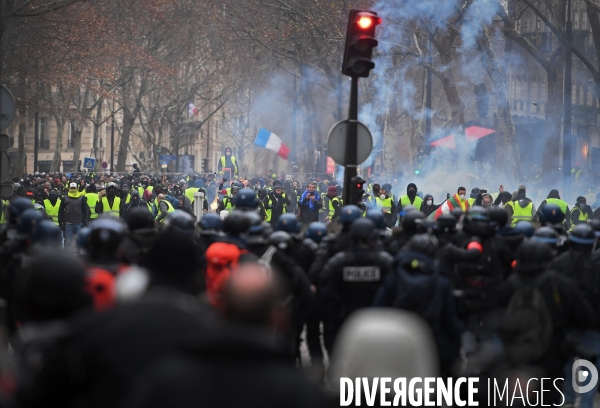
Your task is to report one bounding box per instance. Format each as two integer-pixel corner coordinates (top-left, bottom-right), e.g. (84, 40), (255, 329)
(510, 201), (533, 227)
(0, 200), (6, 224)
(101, 196), (121, 217)
(569, 207), (589, 231)
(468, 197), (476, 207)
(328, 197), (341, 218)
(44, 198), (61, 225)
(265, 193), (287, 222)
(400, 195), (422, 210)
(375, 196), (393, 213)
(222, 197), (234, 211)
(185, 187), (197, 204)
(156, 200), (175, 222)
(546, 198), (568, 215)
(86, 193), (99, 219)
(220, 156), (238, 174)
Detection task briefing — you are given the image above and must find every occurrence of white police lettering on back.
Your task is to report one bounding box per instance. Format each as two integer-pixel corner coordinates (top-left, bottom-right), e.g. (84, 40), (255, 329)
(343, 266), (380, 281)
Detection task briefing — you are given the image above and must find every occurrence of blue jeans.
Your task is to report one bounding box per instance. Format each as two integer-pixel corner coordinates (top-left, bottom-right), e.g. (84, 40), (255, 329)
(64, 223), (82, 249)
(563, 330), (600, 407)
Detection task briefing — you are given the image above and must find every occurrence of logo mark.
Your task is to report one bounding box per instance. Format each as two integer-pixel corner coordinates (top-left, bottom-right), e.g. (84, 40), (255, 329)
(572, 359), (599, 394)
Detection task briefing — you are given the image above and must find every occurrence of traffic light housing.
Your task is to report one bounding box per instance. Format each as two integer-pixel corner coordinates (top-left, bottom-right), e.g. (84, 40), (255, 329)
(350, 176), (365, 206)
(342, 10), (381, 78)
(202, 158), (209, 173)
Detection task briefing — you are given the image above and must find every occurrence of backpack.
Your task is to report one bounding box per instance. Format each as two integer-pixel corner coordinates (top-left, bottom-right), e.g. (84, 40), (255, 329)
(498, 273), (555, 365)
(205, 242), (246, 308)
(165, 194), (180, 208)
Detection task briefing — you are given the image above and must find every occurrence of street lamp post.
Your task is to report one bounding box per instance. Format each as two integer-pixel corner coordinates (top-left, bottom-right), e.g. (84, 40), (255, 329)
(563, 0), (573, 199)
(110, 97), (115, 173)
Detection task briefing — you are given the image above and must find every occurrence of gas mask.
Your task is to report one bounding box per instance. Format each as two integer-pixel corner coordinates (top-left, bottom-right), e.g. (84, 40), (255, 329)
(379, 194), (386, 200)
(459, 194), (466, 200)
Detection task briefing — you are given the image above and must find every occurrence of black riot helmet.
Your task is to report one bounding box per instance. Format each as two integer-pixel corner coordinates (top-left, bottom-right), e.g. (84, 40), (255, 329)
(488, 206), (509, 229)
(569, 223), (595, 246)
(532, 226), (559, 249)
(269, 230), (292, 251)
(163, 210), (195, 236)
(401, 211), (426, 234)
(350, 218), (376, 241)
(223, 211), (250, 237)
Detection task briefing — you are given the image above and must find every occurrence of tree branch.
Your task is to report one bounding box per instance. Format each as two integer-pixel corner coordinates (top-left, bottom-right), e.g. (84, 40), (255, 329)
(11, 0), (83, 17)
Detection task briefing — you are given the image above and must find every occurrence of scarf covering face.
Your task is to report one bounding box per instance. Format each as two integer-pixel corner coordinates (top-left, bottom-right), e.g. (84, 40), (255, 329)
(301, 190), (321, 211)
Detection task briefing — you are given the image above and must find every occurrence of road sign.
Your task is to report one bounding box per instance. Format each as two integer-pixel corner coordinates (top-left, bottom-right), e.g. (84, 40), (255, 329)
(159, 155), (176, 162)
(83, 157), (96, 169)
(0, 184), (12, 199)
(327, 119), (373, 166)
(0, 85), (16, 130)
(101, 161), (108, 169)
(0, 134), (9, 150)
(0, 151), (10, 182)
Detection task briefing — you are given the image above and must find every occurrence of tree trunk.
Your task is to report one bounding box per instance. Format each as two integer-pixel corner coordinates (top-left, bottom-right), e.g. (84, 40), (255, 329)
(543, 68), (563, 185)
(438, 53), (467, 140)
(479, 24), (522, 179)
(51, 114), (65, 172)
(118, 106), (135, 173)
(71, 118), (84, 172)
(92, 99), (103, 171)
(17, 116), (25, 176)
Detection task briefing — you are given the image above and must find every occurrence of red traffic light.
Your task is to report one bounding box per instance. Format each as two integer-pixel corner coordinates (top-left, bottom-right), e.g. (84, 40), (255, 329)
(356, 15), (381, 30)
(357, 16), (373, 29)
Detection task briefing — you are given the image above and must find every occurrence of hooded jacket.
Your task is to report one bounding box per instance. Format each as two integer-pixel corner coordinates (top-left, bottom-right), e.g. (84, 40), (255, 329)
(218, 147), (238, 176)
(373, 250), (462, 370)
(536, 189), (569, 221)
(282, 180), (297, 213)
(420, 194), (439, 217)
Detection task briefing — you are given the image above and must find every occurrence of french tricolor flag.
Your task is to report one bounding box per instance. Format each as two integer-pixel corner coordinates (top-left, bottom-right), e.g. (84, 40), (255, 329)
(254, 127), (290, 160)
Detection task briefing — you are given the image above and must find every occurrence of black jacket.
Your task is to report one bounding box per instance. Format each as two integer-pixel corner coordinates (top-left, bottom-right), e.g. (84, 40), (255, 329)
(319, 244), (393, 334)
(58, 193), (90, 225)
(264, 192), (290, 225)
(124, 327), (324, 408)
(555, 246), (600, 329)
(420, 194), (440, 218)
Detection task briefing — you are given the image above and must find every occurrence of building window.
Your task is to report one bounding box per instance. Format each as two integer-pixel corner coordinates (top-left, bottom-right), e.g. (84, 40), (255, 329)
(38, 117), (49, 149)
(67, 122), (75, 148)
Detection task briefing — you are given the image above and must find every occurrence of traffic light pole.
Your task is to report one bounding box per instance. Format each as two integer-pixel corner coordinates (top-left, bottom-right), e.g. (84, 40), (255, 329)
(342, 76), (359, 206)
(563, 0), (572, 201)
